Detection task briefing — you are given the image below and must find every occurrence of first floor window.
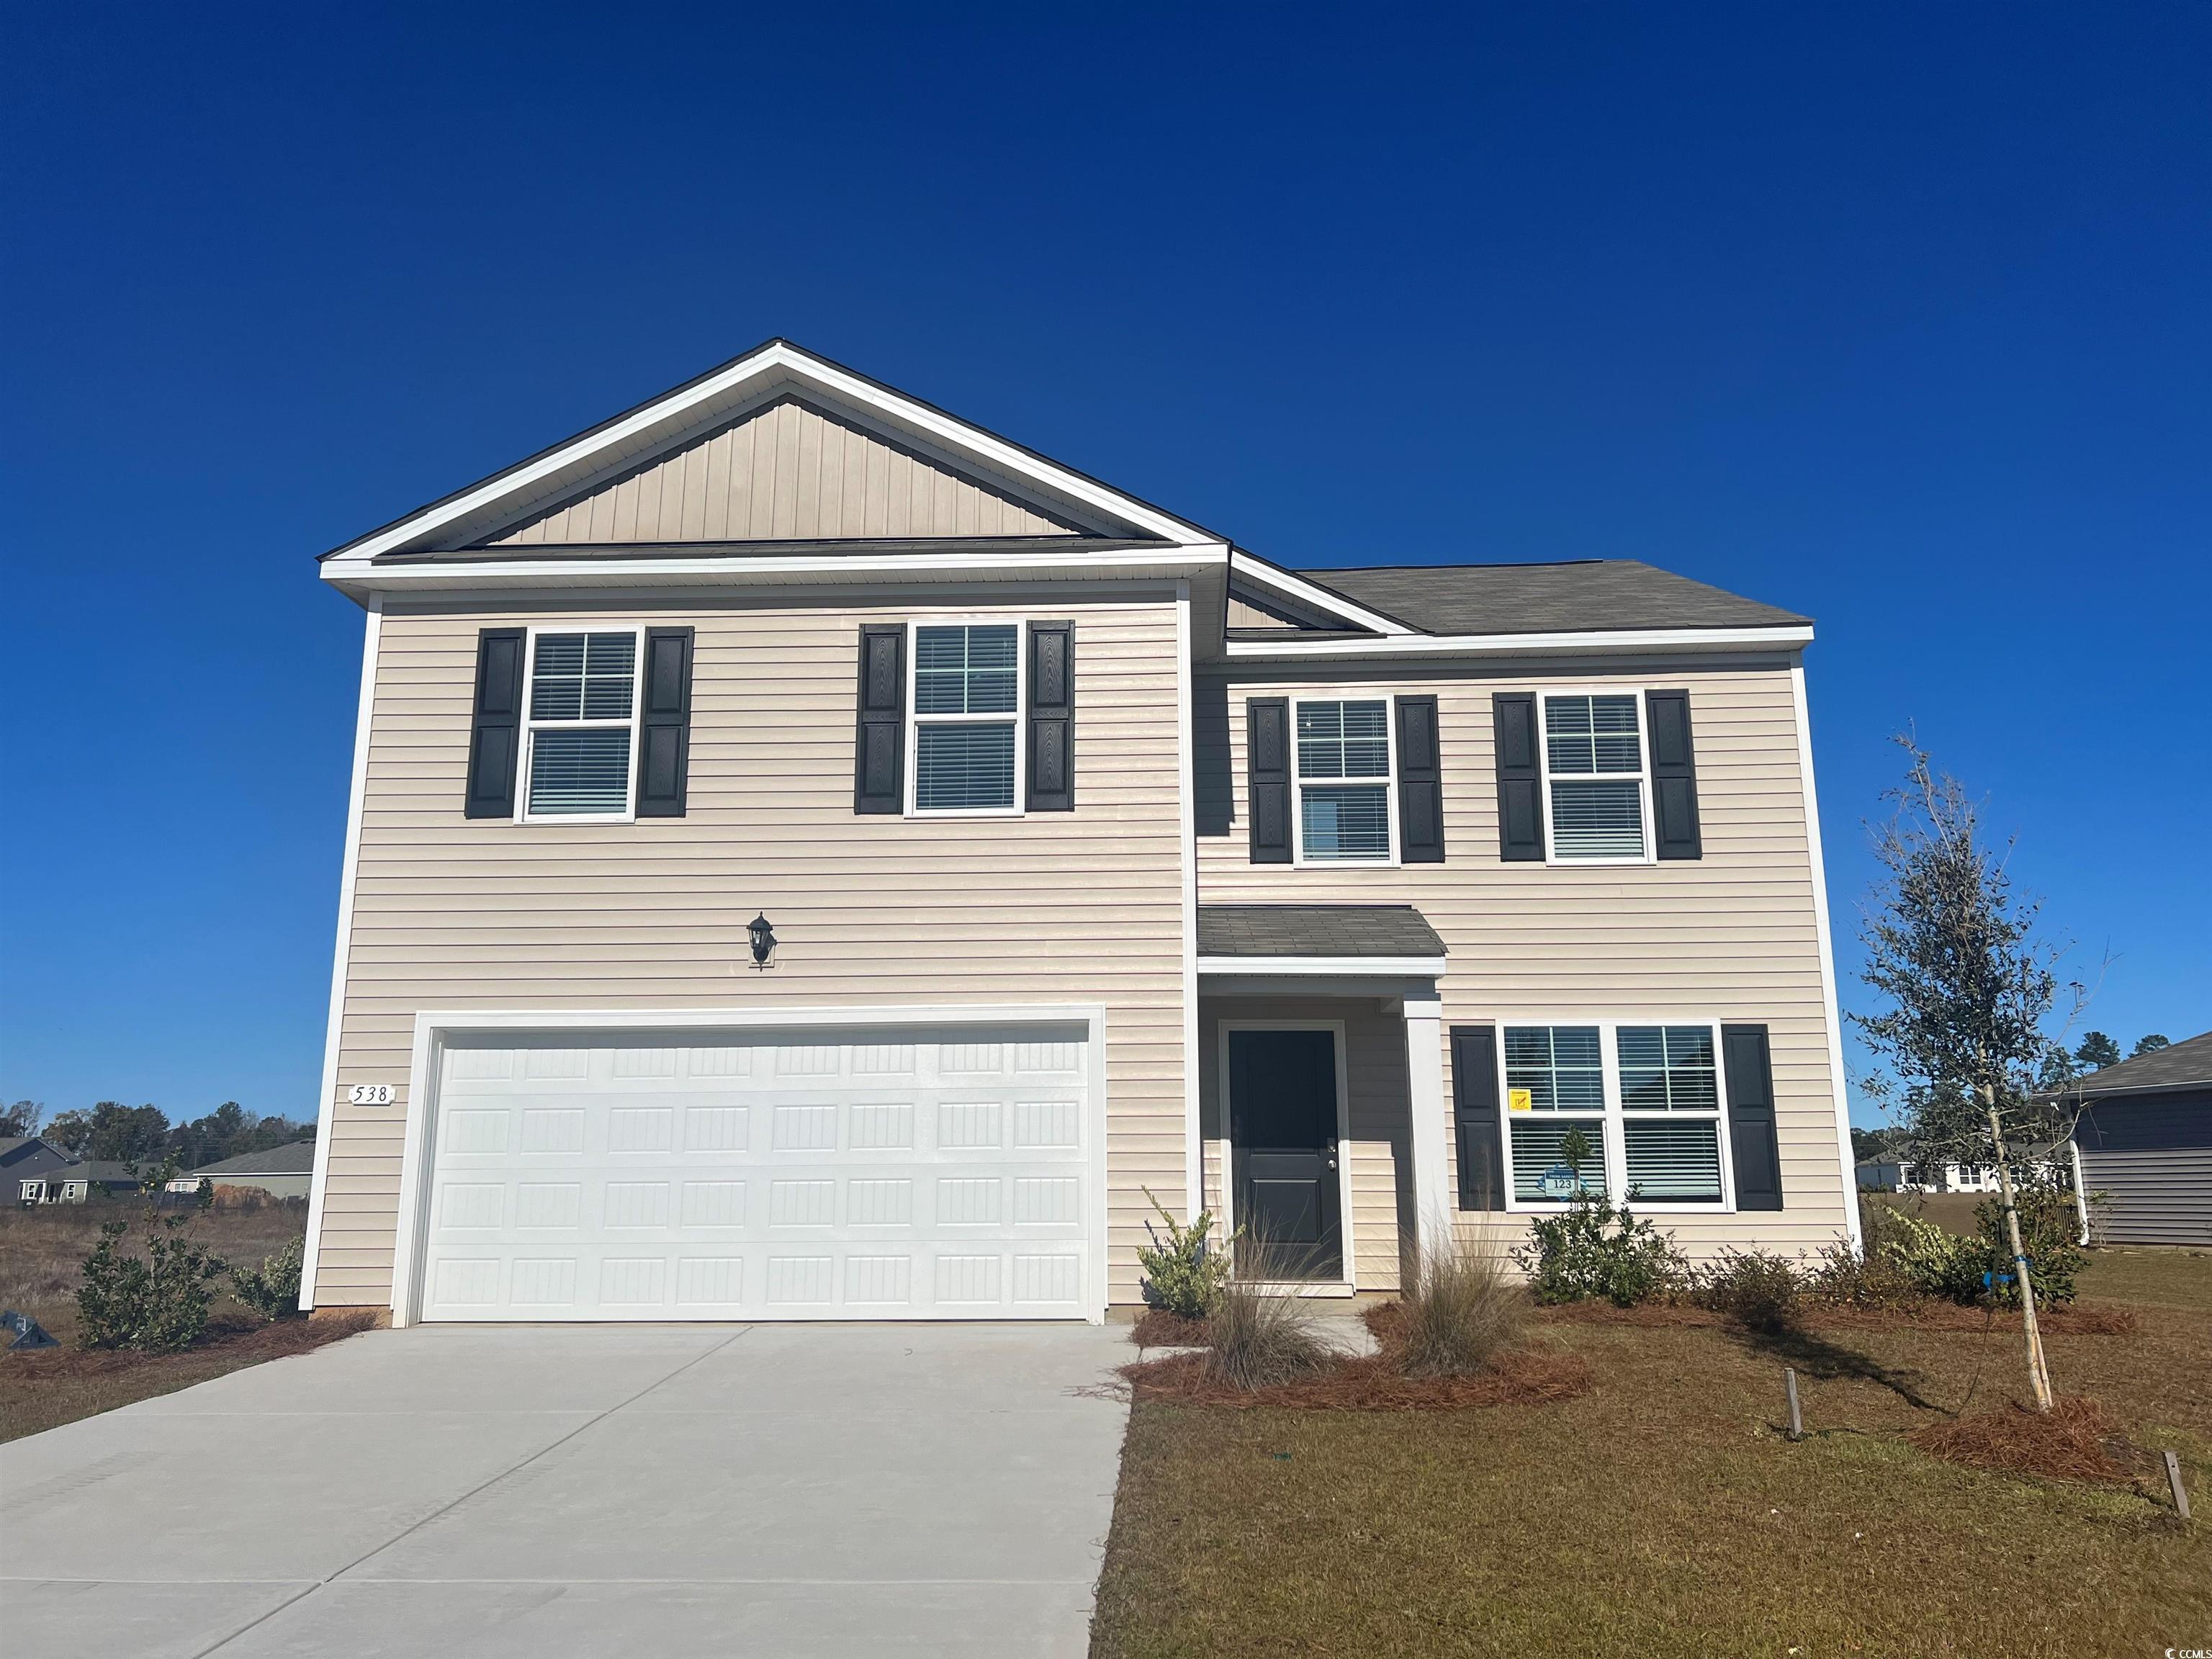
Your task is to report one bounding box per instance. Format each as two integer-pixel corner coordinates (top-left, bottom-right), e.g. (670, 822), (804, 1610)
(1503, 1020), (1730, 1208)
(912, 624), (1020, 811)
(523, 629), (641, 819)
(1542, 693), (1650, 861)
(1295, 698), (1393, 861)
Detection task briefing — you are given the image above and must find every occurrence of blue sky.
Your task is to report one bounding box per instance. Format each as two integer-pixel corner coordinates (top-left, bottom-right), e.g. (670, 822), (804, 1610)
(4, 5), (2207, 1126)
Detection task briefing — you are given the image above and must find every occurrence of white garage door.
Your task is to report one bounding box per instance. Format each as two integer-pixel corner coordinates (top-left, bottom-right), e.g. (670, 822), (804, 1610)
(414, 1022), (1097, 1321)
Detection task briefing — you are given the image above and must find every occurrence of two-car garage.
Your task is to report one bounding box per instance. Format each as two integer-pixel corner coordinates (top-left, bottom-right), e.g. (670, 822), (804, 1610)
(390, 1015), (1104, 1323)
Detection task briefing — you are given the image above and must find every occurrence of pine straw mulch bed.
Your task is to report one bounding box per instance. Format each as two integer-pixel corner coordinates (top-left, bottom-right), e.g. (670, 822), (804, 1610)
(1532, 1299), (2139, 1336)
(1907, 1396), (2150, 1486)
(1129, 1308), (1212, 1349)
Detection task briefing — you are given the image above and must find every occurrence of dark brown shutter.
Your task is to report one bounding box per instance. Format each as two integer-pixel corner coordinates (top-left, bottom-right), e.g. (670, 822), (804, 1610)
(1646, 689), (1702, 860)
(1451, 1025), (1506, 1210)
(1395, 694), (1444, 863)
(1722, 1024), (1784, 1210)
(853, 624), (905, 814)
(464, 628), (526, 819)
(635, 627), (694, 817)
(1492, 692), (1545, 860)
(1025, 621), (1074, 811)
(1246, 697), (1291, 863)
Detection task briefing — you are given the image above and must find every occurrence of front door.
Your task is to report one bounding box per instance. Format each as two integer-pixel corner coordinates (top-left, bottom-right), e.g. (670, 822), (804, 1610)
(1227, 1028), (1342, 1280)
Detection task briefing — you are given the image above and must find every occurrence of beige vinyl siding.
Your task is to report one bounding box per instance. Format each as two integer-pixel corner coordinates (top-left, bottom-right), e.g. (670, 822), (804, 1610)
(1199, 999), (1411, 1291)
(1197, 655), (1852, 1260)
(489, 397), (1084, 545)
(316, 588), (1186, 1308)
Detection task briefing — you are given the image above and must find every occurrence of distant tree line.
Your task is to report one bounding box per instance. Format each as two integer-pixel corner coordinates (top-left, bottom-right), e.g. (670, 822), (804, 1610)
(0, 1099), (315, 1169)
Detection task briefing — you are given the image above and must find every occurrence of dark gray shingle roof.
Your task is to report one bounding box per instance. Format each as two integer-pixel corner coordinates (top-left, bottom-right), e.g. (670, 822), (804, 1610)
(192, 1142), (318, 1178)
(1296, 560), (1809, 637)
(2070, 1030), (2212, 1096)
(1197, 904), (1446, 960)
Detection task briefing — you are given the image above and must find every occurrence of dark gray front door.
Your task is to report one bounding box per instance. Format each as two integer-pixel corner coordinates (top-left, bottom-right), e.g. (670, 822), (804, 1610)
(1227, 1028), (1342, 1280)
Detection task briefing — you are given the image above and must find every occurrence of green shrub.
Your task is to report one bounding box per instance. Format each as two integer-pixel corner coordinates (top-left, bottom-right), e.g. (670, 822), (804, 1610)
(76, 1159), (226, 1352)
(1512, 1190), (1686, 1307)
(1974, 1182), (2082, 1308)
(1136, 1189), (1231, 1318)
(1804, 1234), (1922, 1310)
(230, 1234), (305, 1322)
(1879, 1211), (1989, 1304)
(1696, 1248), (1802, 1333)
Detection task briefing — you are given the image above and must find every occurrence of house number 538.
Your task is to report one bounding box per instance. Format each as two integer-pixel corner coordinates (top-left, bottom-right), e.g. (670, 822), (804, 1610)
(349, 1083), (396, 1106)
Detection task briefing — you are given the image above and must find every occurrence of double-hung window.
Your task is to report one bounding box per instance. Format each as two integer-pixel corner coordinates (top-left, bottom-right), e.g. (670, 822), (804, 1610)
(1293, 698), (1393, 863)
(1540, 693), (1652, 863)
(910, 623), (1021, 813)
(1502, 1020), (1731, 1209)
(521, 628), (644, 821)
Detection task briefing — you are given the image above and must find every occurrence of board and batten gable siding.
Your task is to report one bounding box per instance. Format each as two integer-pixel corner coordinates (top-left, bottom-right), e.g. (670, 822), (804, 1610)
(2076, 1091), (2212, 1247)
(487, 397), (1087, 546)
(316, 588), (1187, 1308)
(1195, 655), (1851, 1257)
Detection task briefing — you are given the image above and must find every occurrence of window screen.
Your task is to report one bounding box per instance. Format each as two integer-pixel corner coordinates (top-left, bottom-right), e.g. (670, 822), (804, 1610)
(1295, 700), (1392, 860)
(912, 625), (1020, 811)
(1543, 694), (1647, 860)
(524, 631), (637, 817)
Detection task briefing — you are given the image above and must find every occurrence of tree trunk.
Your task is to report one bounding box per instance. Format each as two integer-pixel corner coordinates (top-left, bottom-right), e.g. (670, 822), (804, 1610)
(1985, 1087), (2055, 1411)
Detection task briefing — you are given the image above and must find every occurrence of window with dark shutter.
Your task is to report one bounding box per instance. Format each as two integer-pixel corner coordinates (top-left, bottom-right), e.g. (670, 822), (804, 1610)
(853, 624), (906, 814)
(464, 628), (526, 819)
(1491, 692), (1545, 860)
(1722, 1024), (1784, 1210)
(1026, 621), (1074, 811)
(1246, 698), (1291, 863)
(635, 627), (694, 818)
(1395, 695), (1444, 863)
(1451, 1025), (1505, 1210)
(1645, 690), (1702, 860)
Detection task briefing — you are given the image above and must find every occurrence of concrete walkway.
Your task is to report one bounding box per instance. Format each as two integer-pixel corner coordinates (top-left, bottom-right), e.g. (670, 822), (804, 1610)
(2, 1322), (1131, 1658)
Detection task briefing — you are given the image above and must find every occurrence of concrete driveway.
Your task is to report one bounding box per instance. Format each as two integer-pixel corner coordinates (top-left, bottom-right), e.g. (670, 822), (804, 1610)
(2, 1322), (1130, 1658)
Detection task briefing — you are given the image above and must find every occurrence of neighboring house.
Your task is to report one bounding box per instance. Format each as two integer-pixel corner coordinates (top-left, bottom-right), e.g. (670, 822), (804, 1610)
(3, 1138), (76, 1203)
(1855, 1158), (1905, 1191)
(299, 338), (1859, 1327)
(2067, 1030), (2212, 1246)
(185, 1142), (316, 1200)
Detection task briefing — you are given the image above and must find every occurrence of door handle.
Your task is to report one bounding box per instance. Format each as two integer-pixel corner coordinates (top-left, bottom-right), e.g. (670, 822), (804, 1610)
(1326, 1154), (1339, 1169)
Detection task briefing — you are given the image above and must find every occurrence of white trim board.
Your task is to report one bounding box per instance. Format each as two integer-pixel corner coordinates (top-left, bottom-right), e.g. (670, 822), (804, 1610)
(322, 340), (1219, 570)
(1226, 549), (1416, 637)
(300, 595), (381, 1310)
(1196, 955), (1449, 978)
(385, 1003), (1111, 1328)
(1791, 655), (1865, 1254)
(1224, 624), (1815, 660)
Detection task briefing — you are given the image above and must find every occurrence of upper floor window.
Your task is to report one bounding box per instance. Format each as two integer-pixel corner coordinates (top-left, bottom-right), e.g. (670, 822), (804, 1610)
(1294, 698), (1393, 862)
(1540, 693), (1651, 863)
(910, 624), (1021, 814)
(523, 629), (642, 820)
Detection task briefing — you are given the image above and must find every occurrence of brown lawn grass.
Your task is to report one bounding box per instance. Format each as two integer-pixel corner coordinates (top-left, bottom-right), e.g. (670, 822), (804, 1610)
(0, 1199), (371, 1442)
(1089, 1249), (2212, 1659)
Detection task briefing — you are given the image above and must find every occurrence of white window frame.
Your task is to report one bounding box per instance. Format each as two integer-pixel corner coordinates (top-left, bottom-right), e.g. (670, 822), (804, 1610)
(905, 618), (1027, 819)
(1537, 688), (1655, 866)
(516, 622), (647, 826)
(1290, 694), (1398, 868)
(1498, 1016), (1736, 1214)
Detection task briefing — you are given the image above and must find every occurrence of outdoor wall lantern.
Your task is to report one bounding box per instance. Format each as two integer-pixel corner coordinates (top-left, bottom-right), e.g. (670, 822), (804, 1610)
(747, 912), (778, 970)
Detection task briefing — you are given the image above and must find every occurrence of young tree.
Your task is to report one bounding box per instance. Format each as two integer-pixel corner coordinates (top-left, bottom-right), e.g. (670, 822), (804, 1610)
(2072, 1031), (2123, 1073)
(1851, 737), (2082, 1412)
(2131, 1033), (2170, 1058)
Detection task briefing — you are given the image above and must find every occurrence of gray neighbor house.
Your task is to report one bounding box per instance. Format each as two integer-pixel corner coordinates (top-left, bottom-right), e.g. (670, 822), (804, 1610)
(2069, 1029), (2212, 1247)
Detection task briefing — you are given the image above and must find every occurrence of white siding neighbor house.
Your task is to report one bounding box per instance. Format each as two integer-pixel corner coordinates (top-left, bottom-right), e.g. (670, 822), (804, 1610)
(301, 339), (1858, 1325)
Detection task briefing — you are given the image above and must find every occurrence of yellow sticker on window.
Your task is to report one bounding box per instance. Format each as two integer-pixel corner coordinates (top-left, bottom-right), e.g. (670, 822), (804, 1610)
(1507, 1087), (1533, 1112)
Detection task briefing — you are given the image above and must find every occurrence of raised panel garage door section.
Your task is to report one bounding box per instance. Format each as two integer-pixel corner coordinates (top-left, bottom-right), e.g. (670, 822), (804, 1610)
(415, 1022), (1097, 1321)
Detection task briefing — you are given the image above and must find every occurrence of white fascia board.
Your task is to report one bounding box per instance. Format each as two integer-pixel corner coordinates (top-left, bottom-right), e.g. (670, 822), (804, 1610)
(1226, 549), (1418, 636)
(324, 342), (1216, 570)
(1225, 624), (1815, 660)
(324, 543), (1231, 601)
(1196, 955), (1449, 978)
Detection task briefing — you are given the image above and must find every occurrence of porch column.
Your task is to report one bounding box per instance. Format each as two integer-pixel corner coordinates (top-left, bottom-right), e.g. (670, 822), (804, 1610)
(1402, 991), (1452, 1249)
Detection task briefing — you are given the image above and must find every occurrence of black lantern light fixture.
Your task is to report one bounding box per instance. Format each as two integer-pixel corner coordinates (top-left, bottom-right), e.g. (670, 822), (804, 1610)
(746, 912), (777, 970)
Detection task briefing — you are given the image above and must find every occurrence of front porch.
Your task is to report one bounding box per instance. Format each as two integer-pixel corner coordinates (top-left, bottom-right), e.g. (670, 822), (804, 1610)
(1195, 904), (1455, 1295)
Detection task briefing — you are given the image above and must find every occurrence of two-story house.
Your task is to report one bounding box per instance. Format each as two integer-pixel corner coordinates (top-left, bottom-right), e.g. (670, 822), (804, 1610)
(300, 339), (1858, 1325)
